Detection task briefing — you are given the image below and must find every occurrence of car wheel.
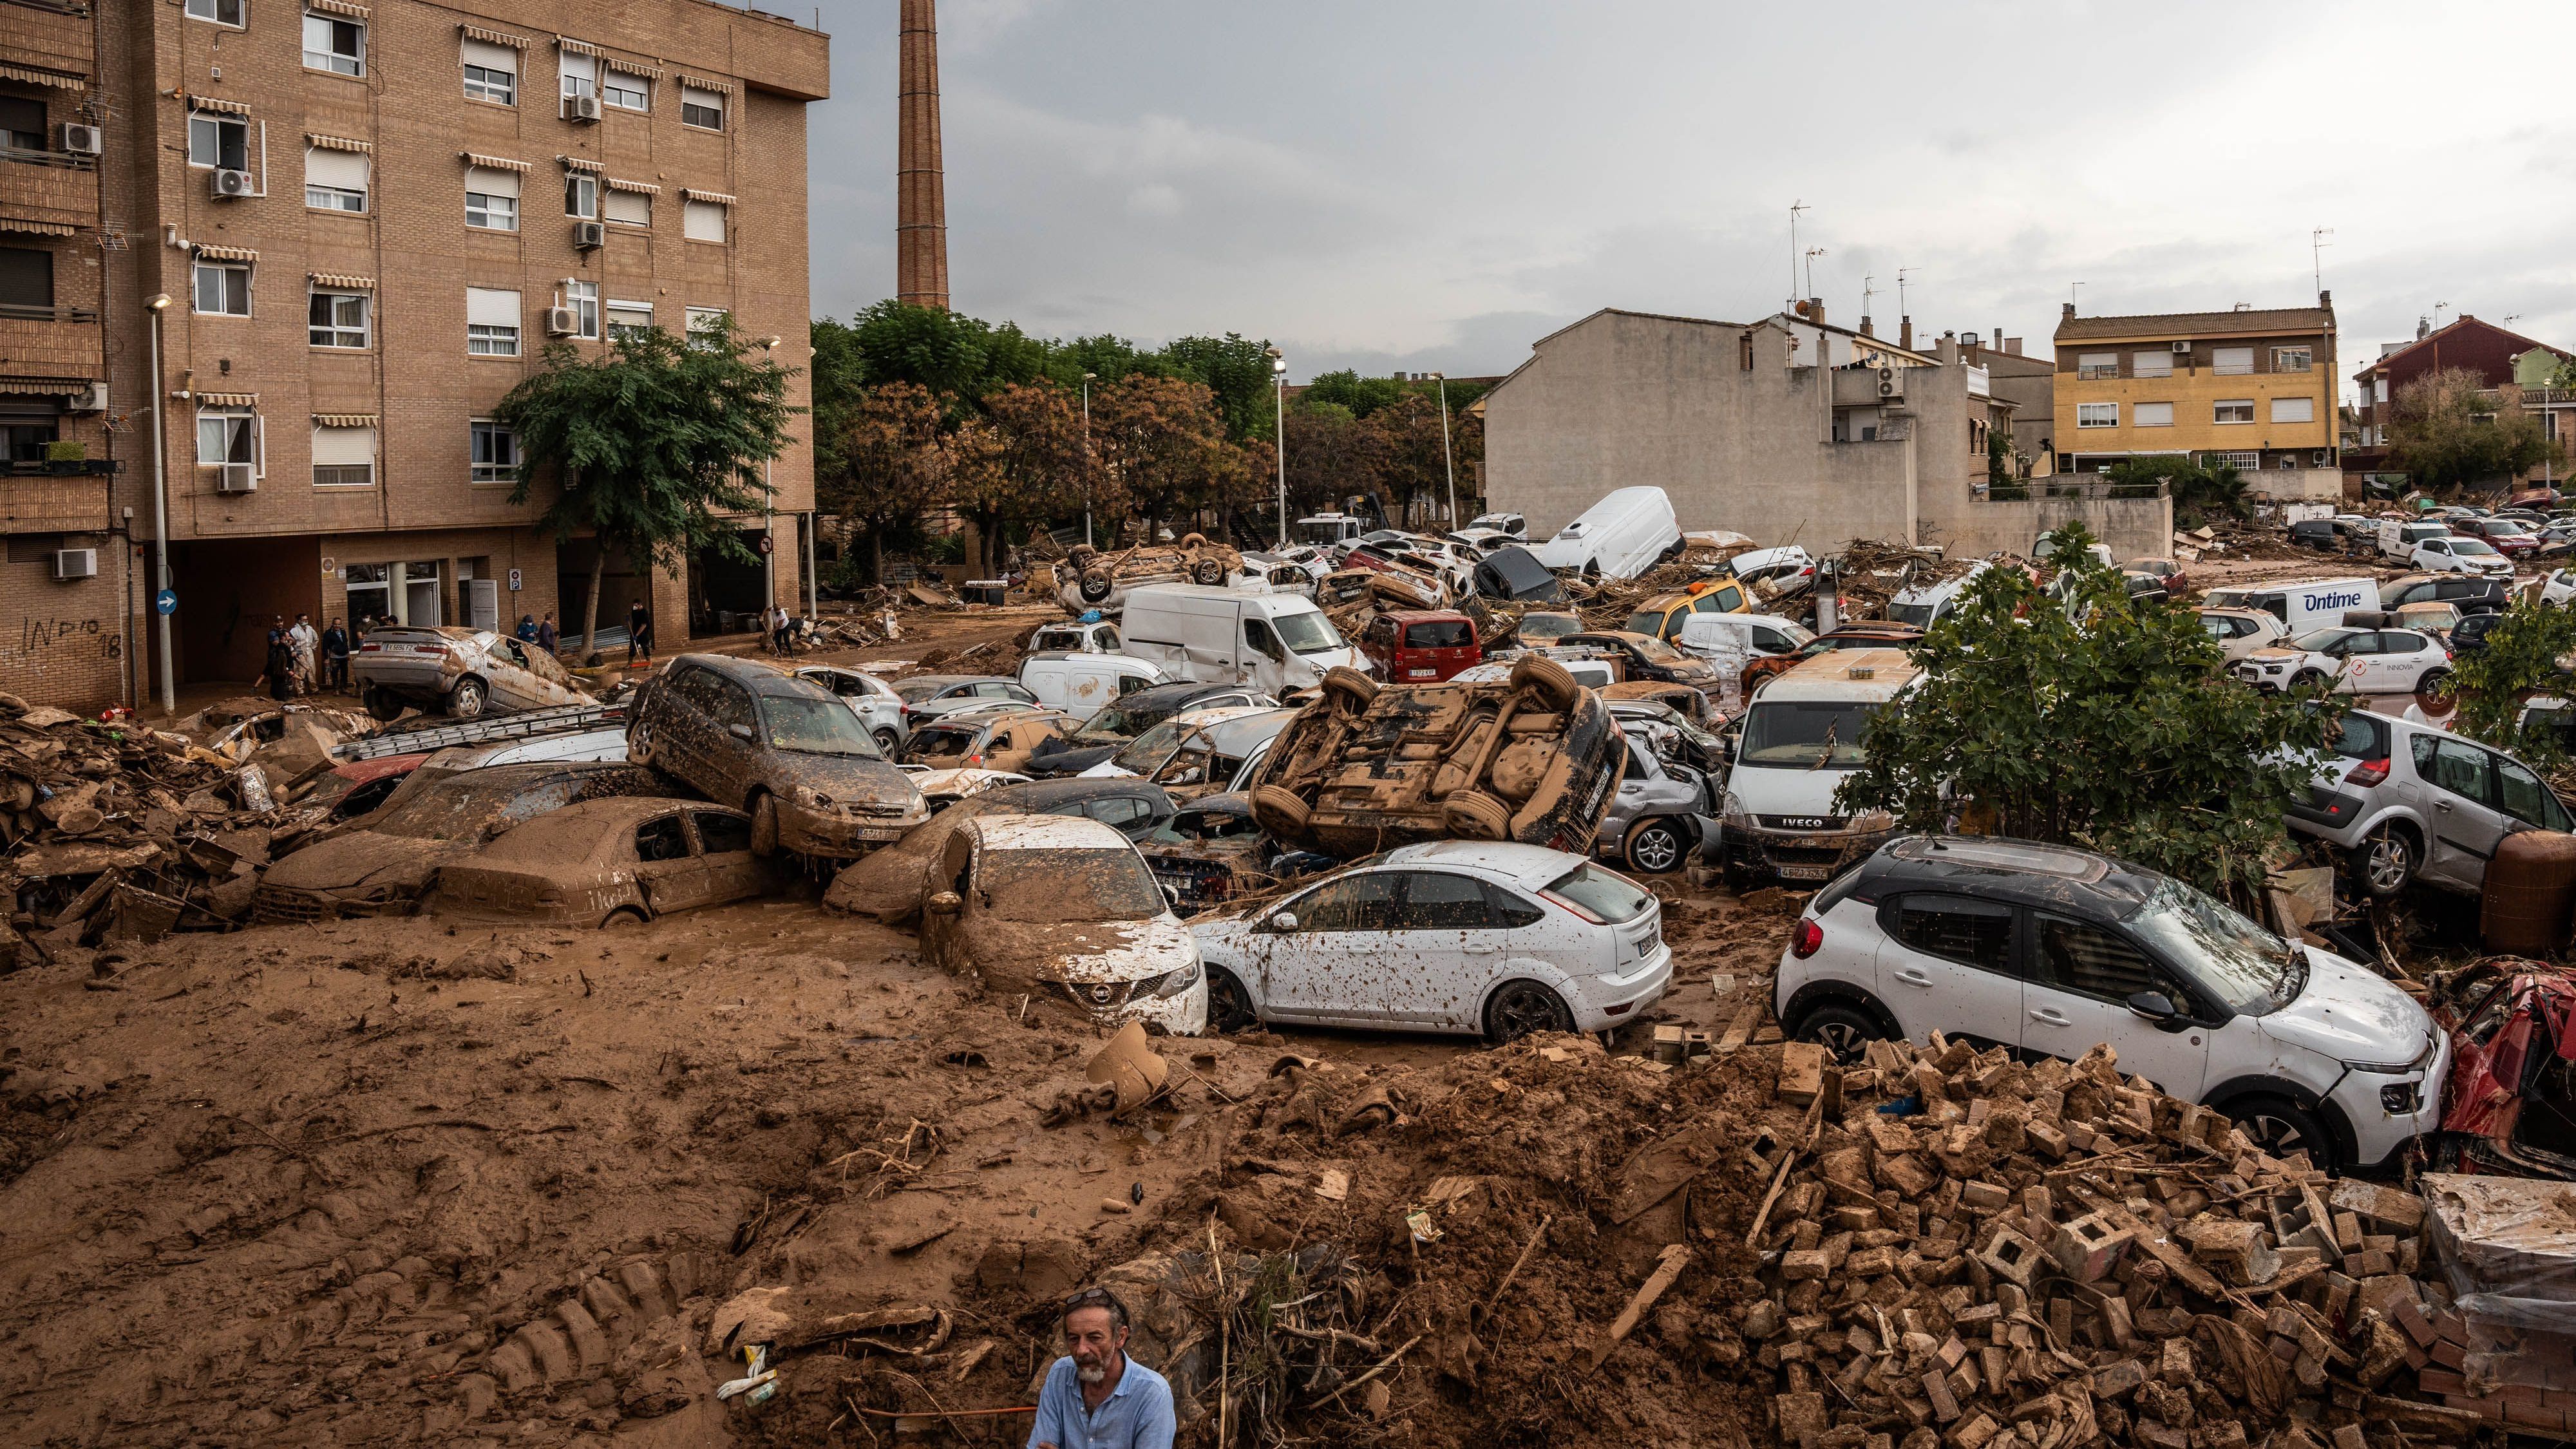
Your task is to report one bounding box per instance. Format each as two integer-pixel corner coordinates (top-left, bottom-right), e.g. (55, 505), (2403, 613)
(1795, 1003), (1880, 1066)
(1321, 666), (1378, 714)
(1192, 559), (1227, 587)
(1483, 980), (1574, 1045)
(1624, 817), (1687, 874)
(2417, 668), (2454, 700)
(447, 677), (486, 718)
(2289, 669), (2327, 689)
(1443, 789), (1513, 840)
(1180, 531), (1207, 549)
(601, 906), (648, 929)
(1081, 569), (1114, 602)
(750, 793), (781, 858)
(1204, 965), (1257, 1032)
(1250, 784), (1312, 838)
(1510, 652), (1584, 712)
(362, 688), (404, 723)
(2356, 824), (2418, 897)
(628, 721), (658, 768)
(2230, 1095), (2336, 1172)
(873, 727), (900, 754)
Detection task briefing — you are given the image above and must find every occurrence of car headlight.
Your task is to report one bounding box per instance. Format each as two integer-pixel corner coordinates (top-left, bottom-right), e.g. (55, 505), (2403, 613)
(791, 785), (833, 808)
(1720, 791), (1752, 826)
(1143, 959), (1203, 999)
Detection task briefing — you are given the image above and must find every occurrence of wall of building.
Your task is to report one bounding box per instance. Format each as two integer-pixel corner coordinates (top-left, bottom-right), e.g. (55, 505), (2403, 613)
(1935, 492), (2174, 562)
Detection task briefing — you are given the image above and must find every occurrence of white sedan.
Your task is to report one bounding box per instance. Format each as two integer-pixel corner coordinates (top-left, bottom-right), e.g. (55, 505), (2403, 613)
(2409, 536), (2514, 577)
(1189, 841), (1672, 1041)
(2231, 625), (2452, 695)
(2543, 568), (2576, 607)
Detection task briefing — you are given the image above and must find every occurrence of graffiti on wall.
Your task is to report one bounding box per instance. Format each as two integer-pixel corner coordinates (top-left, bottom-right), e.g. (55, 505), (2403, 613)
(14, 616), (117, 661)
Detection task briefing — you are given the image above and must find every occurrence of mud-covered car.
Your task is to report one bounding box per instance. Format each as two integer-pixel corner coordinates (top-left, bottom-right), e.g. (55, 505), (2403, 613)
(1249, 656), (1627, 858)
(921, 813), (1208, 1034)
(423, 798), (773, 927)
(253, 761), (674, 922)
(1081, 705), (1299, 798)
(626, 654), (927, 859)
(896, 709), (1077, 775)
(352, 625), (592, 722)
(2429, 957), (2576, 1179)
(822, 778), (1177, 922)
(1023, 681), (1276, 779)
(906, 768), (1034, 813)
(1052, 535), (1245, 614)
(1135, 791), (1331, 911)
(1560, 630), (1722, 690)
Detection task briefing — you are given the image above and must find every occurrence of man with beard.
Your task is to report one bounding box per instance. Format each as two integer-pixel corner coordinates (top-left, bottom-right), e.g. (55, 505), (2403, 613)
(1027, 1287), (1174, 1449)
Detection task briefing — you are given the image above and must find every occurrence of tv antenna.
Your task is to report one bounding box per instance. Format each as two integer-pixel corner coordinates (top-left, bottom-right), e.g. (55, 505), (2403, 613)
(1787, 200), (1809, 309)
(1803, 247), (1827, 301)
(2311, 227), (2334, 294)
(1897, 267), (1915, 321)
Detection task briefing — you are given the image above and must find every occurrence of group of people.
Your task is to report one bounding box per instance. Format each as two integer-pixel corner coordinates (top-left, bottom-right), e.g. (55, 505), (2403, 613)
(256, 613), (353, 701)
(512, 612), (563, 654)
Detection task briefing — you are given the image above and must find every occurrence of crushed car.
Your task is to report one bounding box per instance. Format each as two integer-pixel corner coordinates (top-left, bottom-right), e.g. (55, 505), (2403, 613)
(352, 625), (593, 721)
(1249, 656), (1627, 858)
(822, 777), (1178, 923)
(1052, 535), (1245, 612)
(1079, 705), (1298, 798)
(2429, 957), (2576, 1179)
(1134, 791), (1330, 912)
(1022, 681), (1276, 779)
(896, 708), (1079, 774)
(422, 798), (772, 927)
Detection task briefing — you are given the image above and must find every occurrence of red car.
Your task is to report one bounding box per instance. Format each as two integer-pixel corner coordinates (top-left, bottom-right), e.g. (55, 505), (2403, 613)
(2457, 518), (2540, 558)
(1357, 609), (1481, 682)
(2429, 958), (2575, 1179)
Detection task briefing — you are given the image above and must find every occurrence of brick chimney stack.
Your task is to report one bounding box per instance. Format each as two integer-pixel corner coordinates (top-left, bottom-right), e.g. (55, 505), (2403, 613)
(896, 0), (949, 309)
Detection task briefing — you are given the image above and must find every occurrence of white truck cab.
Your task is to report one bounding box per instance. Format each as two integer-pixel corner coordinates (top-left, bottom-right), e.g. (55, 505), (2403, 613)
(2377, 518), (2451, 563)
(1718, 649), (1921, 885)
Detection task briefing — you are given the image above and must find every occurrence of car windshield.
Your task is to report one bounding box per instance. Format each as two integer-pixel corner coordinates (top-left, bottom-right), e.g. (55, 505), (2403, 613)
(1738, 701), (1875, 768)
(2123, 876), (2299, 1016)
(1110, 717), (1198, 775)
(1540, 864), (1652, 922)
(1625, 633), (1684, 661)
(1623, 609), (1671, 636)
(980, 846), (1167, 922)
(2452, 538), (2500, 555)
(1519, 614), (1580, 643)
(370, 775), (585, 842)
(1404, 619), (1473, 649)
(761, 696), (883, 757)
(1273, 611), (1345, 655)
(2291, 627), (2359, 652)
(904, 726), (975, 762)
(1073, 699), (1160, 743)
(1888, 601), (1937, 629)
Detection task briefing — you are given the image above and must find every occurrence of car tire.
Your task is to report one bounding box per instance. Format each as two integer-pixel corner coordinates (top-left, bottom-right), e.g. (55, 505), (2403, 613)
(1081, 569), (1114, 602)
(1443, 789), (1513, 840)
(2355, 823), (2418, 897)
(2417, 668), (2454, 700)
(362, 688), (404, 723)
(1180, 531), (1206, 549)
(1204, 965), (1257, 1032)
(1068, 544), (1096, 565)
(601, 906), (648, 929)
(1510, 652), (1584, 712)
(629, 721), (658, 768)
(1483, 980), (1574, 1045)
(873, 727), (901, 755)
(1321, 666), (1378, 714)
(1794, 1003), (1880, 1066)
(447, 677), (486, 719)
(750, 793), (781, 858)
(1191, 559), (1227, 587)
(1250, 784), (1311, 837)
(1624, 817), (1687, 874)
(2289, 669), (2327, 690)
(2228, 1094), (2337, 1173)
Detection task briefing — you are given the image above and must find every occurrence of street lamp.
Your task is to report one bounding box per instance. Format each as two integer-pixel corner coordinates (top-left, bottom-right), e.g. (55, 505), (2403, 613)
(1430, 371), (1457, 529)
(1080, 372), (1096, 549)
(759, 335), (782, 611)
(1266, 346), (1287, 547)
(144, 291), (172, 714)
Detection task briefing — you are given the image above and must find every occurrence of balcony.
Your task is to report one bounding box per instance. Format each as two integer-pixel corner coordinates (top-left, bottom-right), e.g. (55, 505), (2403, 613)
(1985, 480), (2166, 503)
(0, 145), (96, 234)
(0, 299), (91, 322)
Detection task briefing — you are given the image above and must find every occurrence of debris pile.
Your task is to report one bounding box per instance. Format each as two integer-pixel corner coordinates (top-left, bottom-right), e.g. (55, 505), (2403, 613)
(1828, 540), (1969, 621)
(1566, 542), (1754, 628)
(2411, 1171), (2576, 1436)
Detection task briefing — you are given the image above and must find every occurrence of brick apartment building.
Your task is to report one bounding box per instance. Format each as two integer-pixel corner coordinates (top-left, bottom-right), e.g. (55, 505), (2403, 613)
(0, 0), (828, 713)
(2344, 314), (2572, 492)
(2052, 296), (2340, 503)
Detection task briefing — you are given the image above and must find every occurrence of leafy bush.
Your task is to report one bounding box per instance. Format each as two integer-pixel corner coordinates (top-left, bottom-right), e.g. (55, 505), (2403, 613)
(2450, 598), (2576, 766)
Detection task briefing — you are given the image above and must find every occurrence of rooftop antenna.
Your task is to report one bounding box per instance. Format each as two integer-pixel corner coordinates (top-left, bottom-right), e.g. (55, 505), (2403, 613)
(1896, 267), (1914, 319)
(1862, 273), (1876, 321)
(1787, 200), (1809, 310)
(2310, 226), (2333, 294)
(1803, 247), (1827, 302)
(2070, 281), (2085, 310)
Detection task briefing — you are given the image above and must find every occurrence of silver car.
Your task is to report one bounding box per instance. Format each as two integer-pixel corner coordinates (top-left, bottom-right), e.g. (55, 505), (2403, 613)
(2286, 708), (2574, 897)
(794, 665), (909, 753)
(1595, 724), (1719, 875)
(353, 625), (592, 721)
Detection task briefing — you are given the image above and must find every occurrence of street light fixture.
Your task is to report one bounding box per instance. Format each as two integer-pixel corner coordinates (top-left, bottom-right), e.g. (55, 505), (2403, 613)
(759, 335), (782, 610)
(144, 292), (173, 714)
(1265, 346), (1287, 547)
(1429, 371), (1456, 529)
(1080, 372), (1097, 549)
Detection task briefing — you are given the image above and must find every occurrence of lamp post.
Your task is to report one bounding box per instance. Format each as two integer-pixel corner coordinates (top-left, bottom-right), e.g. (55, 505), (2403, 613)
(759, 336), (781, 609)
(1266, 348), (1287, 546)
(1079, 372), (1096, 549)
(1430, 371), (1456, 529)
(145, 291), (173, 714)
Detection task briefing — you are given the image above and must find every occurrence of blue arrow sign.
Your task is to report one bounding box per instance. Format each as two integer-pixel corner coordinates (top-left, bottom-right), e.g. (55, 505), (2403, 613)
(155, 589), (176, 616)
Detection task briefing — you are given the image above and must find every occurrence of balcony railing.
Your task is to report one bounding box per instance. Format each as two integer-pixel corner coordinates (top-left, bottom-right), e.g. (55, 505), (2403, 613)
(0, 144), (93, 171)
(1, 457), (115, 475)
(0, 0), (92, 14)
(1985, 480), (2166, 502)
(0, 301), (97, 322)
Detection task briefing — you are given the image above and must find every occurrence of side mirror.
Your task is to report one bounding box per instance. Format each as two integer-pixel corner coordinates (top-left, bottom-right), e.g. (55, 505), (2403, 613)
(1161, 882), (1180, 907)
(2125, 990), (2187, 1030)
(926, 891), (962, 916)
(728, 723), (755, 743)
(1268, 910), (1298, 933)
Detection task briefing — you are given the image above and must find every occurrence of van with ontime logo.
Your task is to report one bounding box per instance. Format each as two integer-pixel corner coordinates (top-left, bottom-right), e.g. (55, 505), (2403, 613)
(2199, 576), (2376, 638)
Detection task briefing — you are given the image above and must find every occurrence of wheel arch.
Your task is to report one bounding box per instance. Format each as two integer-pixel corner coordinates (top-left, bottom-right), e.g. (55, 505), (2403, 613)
(2201, 1074), (2359, 1171)
(1779, 979), (1901, 1042)
(1473, 968), (1580, 1031)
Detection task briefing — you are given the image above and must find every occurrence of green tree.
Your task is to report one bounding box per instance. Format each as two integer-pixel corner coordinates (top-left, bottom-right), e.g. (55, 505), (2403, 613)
(2100, 455), (2250, 524)
(2388, 366), (2564, 495)
(500, 321), (793, 653)
(2448, 598), (2576, 766)
(1835, 526), (2336, 903)
(1303, 368), (1406, 419)
(1158, 333), (1279, 440)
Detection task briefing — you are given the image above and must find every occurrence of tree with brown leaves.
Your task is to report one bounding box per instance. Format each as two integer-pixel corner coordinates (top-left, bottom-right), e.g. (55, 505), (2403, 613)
(1091, 376), (1243, 545)
(949, 383), (1091, 578)
(817, 381), (949, 585)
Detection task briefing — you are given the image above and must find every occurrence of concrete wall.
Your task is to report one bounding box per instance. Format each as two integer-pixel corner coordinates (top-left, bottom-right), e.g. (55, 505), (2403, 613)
(1934, 493), (2174, 562)
(2240, 466), (2344, 504)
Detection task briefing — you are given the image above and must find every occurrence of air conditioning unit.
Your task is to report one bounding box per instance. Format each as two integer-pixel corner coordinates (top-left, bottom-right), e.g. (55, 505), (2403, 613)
(2171, 339), (2193, 354)
(50, 547), (94, 581)
(213, 462), (256, 494)
(1877, 364), (1899, 399)
(571, 220), (605, 250)
(2313, 450), (2332, 468)
(66, 381), (104, 413)
(57, 123), (100, 156)
(563, 94), (602, 123)
(544, 306), (579, 336)
(209, 167), (253, 199)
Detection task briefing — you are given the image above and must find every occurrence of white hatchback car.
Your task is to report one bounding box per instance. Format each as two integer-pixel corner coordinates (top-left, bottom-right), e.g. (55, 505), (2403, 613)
(1189, 842), (1672, 1041)
(2410, 535), (2514, 577)
(2230, 625), (2452, 696)
(1775, 835), (2448, 1173)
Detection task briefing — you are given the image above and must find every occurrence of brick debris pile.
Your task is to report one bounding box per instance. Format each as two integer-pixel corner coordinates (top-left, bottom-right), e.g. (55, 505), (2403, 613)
(1746, 1034), (2484, 1449)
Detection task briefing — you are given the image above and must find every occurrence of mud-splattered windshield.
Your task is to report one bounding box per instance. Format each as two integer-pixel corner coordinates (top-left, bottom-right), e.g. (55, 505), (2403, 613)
(760, 696), (883, 757)
(1273, 611), (1345, 656)
(980, 848), (1166, 922)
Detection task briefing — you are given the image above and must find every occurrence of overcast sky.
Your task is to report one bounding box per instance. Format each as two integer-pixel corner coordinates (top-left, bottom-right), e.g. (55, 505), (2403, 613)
(806, 1), (2576, 400)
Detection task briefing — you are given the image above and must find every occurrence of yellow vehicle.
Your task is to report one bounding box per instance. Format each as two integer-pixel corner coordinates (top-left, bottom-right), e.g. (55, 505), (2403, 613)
(1622, 578), (1753, 641)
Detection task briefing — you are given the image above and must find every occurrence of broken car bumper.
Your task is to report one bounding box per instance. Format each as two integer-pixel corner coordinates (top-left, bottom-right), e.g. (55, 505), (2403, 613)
(1568, 939), (1672, 1033)
(2332, 1028), (2451, 1171)
(779, 803), (923, 858)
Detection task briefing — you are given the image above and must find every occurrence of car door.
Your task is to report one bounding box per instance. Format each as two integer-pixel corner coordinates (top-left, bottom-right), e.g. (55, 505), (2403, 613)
(1873, 893), (2023, 1050)
(1367, 869), (1519, 1028)
(705, 676), (761, 803)
(2328, 631), (2381, 690)
(686, 809), (768, 906)
(2020, 910), (2211, 1099)
(2412, 735), (2510, 887)
(654, 665), (717, 782)
(2373, 632), (2430, 691)
(1256, 869), (1404, 1024)
(486, 638), (544, 710)
(630, 810), (710, 916)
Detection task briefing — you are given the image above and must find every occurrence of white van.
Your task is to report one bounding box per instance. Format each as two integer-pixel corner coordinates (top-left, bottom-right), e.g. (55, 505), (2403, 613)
(1884, 560), (1997, 629)
(1717, 649), (1922, 884)
(1294, 513), (1366, 548)
(2378, 518), (2451, 563)
(1018, 652), (1166, 721)
(1675, 612), (1812, 670)
(1531, 486), (1682, 579)
(2200, 576), (2376, 636)
(1117, 584), (1367, 696)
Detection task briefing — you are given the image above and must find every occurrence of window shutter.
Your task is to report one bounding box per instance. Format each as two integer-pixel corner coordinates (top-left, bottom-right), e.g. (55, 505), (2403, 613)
(465, 287), (520, 327)
(305, 147), (367, 189)
(312, 424), (375, 465)
(2270, 397), (2315, 424)
(464, 164), (520, 198)
(682, 199), (726, 241)
(604, 189), (649, 225)
(461, 37), (516, 73)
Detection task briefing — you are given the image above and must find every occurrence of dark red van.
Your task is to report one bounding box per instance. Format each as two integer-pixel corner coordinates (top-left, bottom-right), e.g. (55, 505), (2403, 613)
(1359, 610), (1481, 683)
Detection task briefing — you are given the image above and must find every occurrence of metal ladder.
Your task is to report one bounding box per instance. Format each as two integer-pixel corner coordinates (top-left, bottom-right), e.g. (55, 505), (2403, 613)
(332, 702), (624, 762)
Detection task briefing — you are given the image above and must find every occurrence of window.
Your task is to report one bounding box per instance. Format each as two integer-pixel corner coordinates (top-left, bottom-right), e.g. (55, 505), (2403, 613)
(680, 84), (724, 129)
(0, 97), (45, 151)
(307, 289), (368, 348)
(606, 299), (654, 341)
(303, 12), (363, 75)
(1287, 871), (1399, 931)
(2076, 352), (2117, 380)
(693, 811), (752, 854)
(470, 420), (518, 483)
(187, 112), (248, 171)
(2497, 757), (2572, 831)
(2374, 378), (2390, 404)
(465, 287), (520, 355)
(464, 166), (520, 231)
(311, 423), (374, 487)
(2131, 351), (2172, 379)
(2213, 399), (2255, 424)
(635, 815), (688, 862)
(565, 280), (598, 339)
(2076, 401), (2117, 428)
(560, 51), (595, 100)
(603, 188), (650, 226)
(193, 259), (250, 316)
(1886, 895), (2014, 974)
(196, 407), (259, 473)
(0, 247), (51, 314)
(2272, 346), (2312, 373)
(686, 306), (728, 347)
(2212, 346), (2254, 375)
(2031, 912), (2165, 1004)
(2271, 396), (2316, 424)
(185, 0), (244, 25)
(564, 171), (597, 219)
(683, 198), (726, 242)
(304, 147), (367, 213)
(462, 38), (517, 104)
(2209, 450), (2260, 471)
(2132, 402), (2174, 427)
(1389, 871), (1497, 930)
(602, 71), (648, 111)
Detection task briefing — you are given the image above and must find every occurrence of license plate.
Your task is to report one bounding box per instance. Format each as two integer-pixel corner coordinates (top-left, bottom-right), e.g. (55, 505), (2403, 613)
(855, 825), (906, 840)
(1776, 864), (1832, 881)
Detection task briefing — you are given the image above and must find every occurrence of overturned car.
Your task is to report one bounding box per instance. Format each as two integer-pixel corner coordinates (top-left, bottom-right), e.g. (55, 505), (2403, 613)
(2431, 957), (2576, 1179)
(1249, 656), (1627, 859)
(1052, 535), (1245, 614)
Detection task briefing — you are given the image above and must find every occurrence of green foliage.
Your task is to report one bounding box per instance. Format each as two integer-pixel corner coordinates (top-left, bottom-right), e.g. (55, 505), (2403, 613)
(43, 440), (84, 462)
(1987, 429), (2009, 486)
(1159, 333), (1280, 440)
(2449, 599), (2576, 766)
(2389, 366), (2564, 494)
(2101, 455), (2250, 522)
(1303, 369), (1406, 419)
(1834, 524), (2336, 904)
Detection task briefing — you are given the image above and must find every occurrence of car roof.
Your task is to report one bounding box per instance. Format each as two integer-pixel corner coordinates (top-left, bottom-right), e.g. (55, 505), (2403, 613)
(1123, 680), (1251, 707)
(1163, 705), (1276, 731)
(1380, 608), (1468, 623)
(900, 674), (997, 688)
(1567, 629), (1660, 645)
(986, 777), (1170, 809)
(1380, 838), (1587, 886)
(670, 652), (784, 683)
(1766, 648), (1922, 697)
(1180, 791), (1253, 818)
(2198, 606), (2268, 619)
(1856, 835), (2160, 918)
(970, 811), (1132, 851)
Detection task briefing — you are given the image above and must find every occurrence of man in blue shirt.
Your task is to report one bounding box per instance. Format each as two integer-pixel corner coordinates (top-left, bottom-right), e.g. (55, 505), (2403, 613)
(1028, 1287), (1176, 1449)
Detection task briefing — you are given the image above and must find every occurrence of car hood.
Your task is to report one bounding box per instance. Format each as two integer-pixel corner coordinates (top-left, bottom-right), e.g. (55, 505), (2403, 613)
(1025, 743), (1123, 777)
(1728, 766), (1852, 817)
(2256, 947), (2437, 1068)
(966, 914), (1195, 987)
(264, 830), (453, 894)
(2242, 648), (2306, 663)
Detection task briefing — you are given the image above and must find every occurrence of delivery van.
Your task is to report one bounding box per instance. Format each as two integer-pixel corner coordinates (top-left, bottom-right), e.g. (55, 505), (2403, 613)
(1018, 652), (1167, 721)
(1531, 486), (1683, 579)
(1117, 584), (1368, 696)
(2378, 519), (2451, 563)
(2199, 576), (2376, 635)
(1717, 649), (1922, 885)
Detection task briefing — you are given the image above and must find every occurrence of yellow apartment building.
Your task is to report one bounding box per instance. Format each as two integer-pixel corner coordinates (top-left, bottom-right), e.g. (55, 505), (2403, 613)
(2052, 294), (2339, 478)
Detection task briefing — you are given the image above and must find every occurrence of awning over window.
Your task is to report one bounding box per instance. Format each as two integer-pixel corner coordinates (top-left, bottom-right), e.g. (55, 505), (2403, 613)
(308, 0), (369, 17)
(309, 272), (375, 290)
(682, 188), (735, 205)
(307, 133), (373, 153)
(459, 23), (527, 48)
(189, 95), (251, 116)
(676, 73), (735, 95)
(192, 243), (258, 262)
(0, 377), (93, 396)
(559, 156), (603, 174)
(0, 64), (85, 93)
(312, 412), (379, 429)
(605, 177), (659, 194)
(460, 151), (529, 173)
(554, 37), (604, 57)
(189, 391), (258, 407)
(0, 218), (77, 236)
